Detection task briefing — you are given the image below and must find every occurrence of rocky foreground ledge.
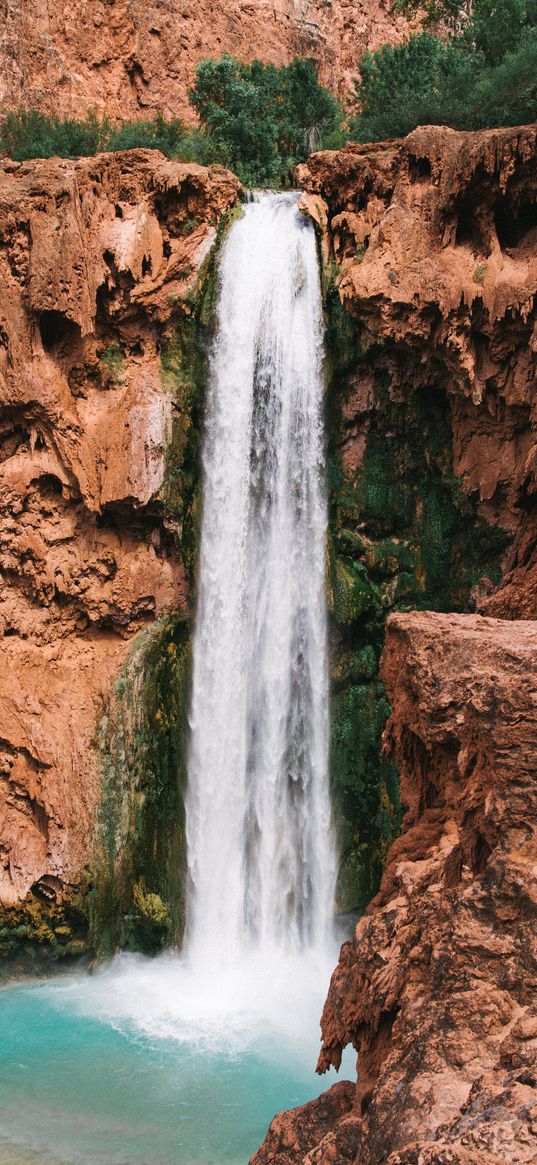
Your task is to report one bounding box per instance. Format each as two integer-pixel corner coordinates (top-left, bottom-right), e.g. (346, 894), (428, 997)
(253, 610), (537, 1164)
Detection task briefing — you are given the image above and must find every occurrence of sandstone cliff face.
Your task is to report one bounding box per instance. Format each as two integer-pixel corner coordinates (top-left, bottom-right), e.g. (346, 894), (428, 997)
(252, 124), (537, 1163)
(300, 124), (537, 583)
(254, 611), (537, 1165)
(294, 125), (537, 916)
(0, 0), (417, 121)
(0, 149), (239, 960)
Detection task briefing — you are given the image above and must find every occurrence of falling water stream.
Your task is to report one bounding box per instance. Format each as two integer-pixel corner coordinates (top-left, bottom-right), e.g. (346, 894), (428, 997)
(0, 194), (352, 1165)
(186, 191), (336, 963)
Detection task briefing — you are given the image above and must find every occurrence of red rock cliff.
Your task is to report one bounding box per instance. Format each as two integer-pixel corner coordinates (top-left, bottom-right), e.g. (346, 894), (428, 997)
(0, 149), (238, 936)
(300, 124), (537, 616)
(0, 0), (417, 121)
(253, 123), (537, 1164)
(253, 612), (537, 1164)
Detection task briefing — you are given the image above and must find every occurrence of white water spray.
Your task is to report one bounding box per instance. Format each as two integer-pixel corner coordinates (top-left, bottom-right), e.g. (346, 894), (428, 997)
(185, 192), (336, 970)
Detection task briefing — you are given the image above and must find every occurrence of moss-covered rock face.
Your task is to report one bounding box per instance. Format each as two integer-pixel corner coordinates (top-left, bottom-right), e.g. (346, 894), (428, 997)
(90, 612), (192, 956)
(325, 286), (511, 914)
(0, 883), (92, 979)
(88, 207), (246, 958)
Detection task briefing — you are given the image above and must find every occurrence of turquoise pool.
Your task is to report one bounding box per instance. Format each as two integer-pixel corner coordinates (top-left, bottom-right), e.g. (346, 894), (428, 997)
(0, 952), (354, 1165)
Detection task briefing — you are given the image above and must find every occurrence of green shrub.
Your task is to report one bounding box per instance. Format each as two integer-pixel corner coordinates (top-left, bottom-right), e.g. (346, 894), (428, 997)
(0, 56), (343, 185)
(0, 109), (107, 160)
(0, 109), (222, 167)
(98, 341), (124, 382)
(106, 113), (188, 154)
(189, 55), (345, 185)
(351, 0), (537, 141)
(352, 35), (473, 141)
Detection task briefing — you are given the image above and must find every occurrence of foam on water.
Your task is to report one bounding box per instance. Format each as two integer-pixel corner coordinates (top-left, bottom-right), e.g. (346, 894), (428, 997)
(0, 953), (354, 1165)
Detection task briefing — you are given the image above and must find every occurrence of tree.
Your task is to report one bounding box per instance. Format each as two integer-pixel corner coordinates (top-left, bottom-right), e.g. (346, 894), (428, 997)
(350, 0), (537, 141)
(351, 34), (475, 141)
(190, 55), (344, 185)
(189, 56), (280, 184)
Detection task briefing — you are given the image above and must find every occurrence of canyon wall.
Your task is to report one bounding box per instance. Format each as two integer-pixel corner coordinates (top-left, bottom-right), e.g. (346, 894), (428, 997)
(0, 149), (239, 965)
(297, 124), (537, 914)
(1, 112), (536, 1158)
(0, 0), (418, 122)
(254, 611), (537, 1165)
(253, 124), (537, 1161)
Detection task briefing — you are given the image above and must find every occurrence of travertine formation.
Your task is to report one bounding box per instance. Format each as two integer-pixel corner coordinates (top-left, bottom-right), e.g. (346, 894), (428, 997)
(254, 612), (537, 1164)
(1, 108), (536, 1161)
(253, 125), (537, 1163)
(0, 150), (238, 921)
(300, 124), (537, 616)
(0, 0), (418, 121)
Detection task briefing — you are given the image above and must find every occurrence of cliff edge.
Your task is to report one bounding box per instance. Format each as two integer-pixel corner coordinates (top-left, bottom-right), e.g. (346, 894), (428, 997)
(254, 122), (537, 1164)
(0, 0), (418, 121)
(253, 611), (537, 1164)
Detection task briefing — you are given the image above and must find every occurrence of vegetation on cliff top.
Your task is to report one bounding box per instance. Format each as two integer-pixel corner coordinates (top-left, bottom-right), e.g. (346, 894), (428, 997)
(189, 56), (344, 184)
(0, 57), (343, 186)
(352, 0), (537, 140)
(3, 0), (534, 175)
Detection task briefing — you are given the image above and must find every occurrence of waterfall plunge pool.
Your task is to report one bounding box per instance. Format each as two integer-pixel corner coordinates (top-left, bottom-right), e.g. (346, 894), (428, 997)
(0, 950), (354, 1165)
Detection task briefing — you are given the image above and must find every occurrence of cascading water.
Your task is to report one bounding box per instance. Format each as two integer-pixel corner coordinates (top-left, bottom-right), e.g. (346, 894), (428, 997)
(0, 192), (350, 1165)
(185, 191), (336, 967)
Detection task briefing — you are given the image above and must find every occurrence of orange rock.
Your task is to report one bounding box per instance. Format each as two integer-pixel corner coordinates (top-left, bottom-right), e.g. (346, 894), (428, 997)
(0, 1), (421, 122)
(302, 124), (537, 617)
(255, 124), (537, 1164)
(254, 612), (537, 1164)
(0, 149), (239, 911)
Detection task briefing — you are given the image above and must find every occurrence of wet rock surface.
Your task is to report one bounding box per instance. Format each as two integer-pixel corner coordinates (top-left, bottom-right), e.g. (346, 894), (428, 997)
(301, 123), (537, 619)
(0, 149), (239, 952)
(254, 123), (537, 1164)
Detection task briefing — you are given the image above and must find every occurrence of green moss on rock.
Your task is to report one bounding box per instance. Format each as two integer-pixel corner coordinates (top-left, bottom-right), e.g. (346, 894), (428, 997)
(89, 204), (243, 959)
(90, 612), (192, 957)
(0, 882), (91, 977)
(160, 321), (206, 583)
(324, 283), (512, 915)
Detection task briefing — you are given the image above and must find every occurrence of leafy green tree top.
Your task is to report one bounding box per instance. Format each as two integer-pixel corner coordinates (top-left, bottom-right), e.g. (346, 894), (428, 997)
(350, 0), (537, 141)
(190, 55), (344, 185)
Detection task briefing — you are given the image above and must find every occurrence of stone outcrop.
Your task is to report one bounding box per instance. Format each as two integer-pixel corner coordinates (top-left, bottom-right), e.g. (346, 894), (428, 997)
(253, 122), (537, 1164)
(0, 0), (419, 121)
(300, 124), (537, 591)
(253, 611), (537, 1165)
(0, 148), (239, 957)
(295, 124), (537, 916)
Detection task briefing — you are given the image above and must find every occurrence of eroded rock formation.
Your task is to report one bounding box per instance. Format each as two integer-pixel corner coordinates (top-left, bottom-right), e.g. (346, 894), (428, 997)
(0, 149), (239, 961)
(300, 124), (537, 568)
(253, 123), (537, 1163)
(296, 125), (537, 916)
(254, 611), (537, 1164)
(0, 0), (418, 121)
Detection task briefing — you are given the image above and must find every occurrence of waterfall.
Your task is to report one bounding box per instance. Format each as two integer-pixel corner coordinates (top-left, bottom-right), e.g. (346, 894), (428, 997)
(0, 197), (348, 1165)
(185, 192), (336, 968)
(0, 200), (345, 1165)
